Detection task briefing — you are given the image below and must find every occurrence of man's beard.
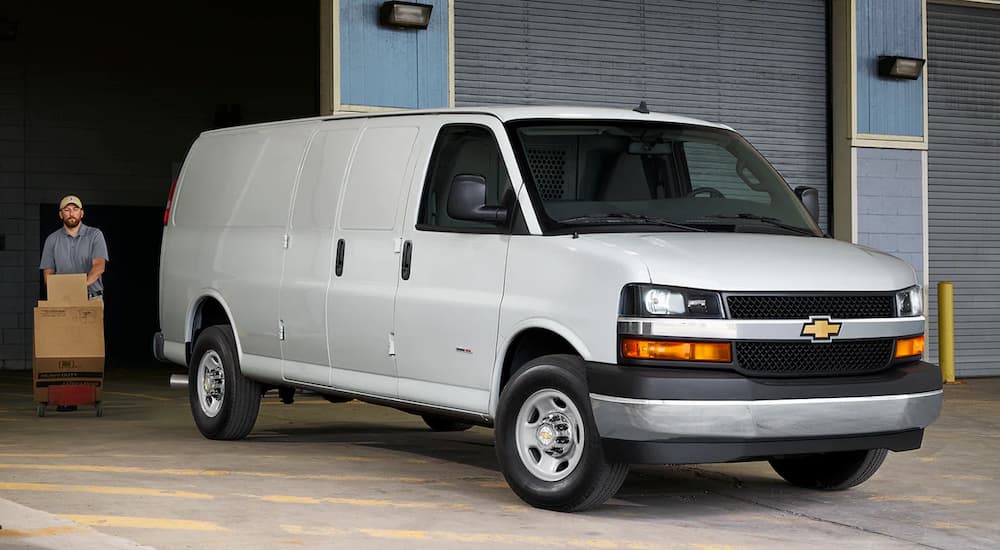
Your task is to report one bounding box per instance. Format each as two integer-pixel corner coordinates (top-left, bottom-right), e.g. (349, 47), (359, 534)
(63, 217), (81, 229)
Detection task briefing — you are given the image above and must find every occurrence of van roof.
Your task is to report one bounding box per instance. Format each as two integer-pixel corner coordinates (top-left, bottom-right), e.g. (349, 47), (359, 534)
(200, 105), (733, 136)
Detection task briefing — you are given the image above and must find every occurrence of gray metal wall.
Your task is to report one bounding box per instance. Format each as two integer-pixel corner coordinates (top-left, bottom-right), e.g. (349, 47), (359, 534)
(927, 3), (1000, 377)
(453, 0), (830, 228)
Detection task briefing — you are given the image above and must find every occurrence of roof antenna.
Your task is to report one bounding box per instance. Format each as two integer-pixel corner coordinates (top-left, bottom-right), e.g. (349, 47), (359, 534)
(633, 100), (650, 114)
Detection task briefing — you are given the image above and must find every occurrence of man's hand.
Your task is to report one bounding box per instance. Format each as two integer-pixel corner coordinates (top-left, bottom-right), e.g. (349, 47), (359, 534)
(42, 268), (55, 285)
(86, 258), (106, 286)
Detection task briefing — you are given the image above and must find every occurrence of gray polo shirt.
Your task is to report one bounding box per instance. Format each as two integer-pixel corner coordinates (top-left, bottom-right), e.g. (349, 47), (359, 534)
(40, 223), (109, 295)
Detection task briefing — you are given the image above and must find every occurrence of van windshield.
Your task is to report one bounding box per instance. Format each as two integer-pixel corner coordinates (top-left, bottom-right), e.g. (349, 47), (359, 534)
(506, 120), (822, 236)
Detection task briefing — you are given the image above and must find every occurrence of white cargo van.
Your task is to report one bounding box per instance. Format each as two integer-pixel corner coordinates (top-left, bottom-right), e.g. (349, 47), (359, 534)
(156, 106), (942, 511)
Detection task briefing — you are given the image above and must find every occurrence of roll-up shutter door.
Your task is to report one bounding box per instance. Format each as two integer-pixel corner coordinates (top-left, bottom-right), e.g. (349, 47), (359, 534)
(927, 3), (1000, 377)
(454, 0), (830, 228)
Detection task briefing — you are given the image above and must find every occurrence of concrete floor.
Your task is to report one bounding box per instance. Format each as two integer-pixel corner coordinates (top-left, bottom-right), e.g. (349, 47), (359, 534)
(0, 365), (997, 550)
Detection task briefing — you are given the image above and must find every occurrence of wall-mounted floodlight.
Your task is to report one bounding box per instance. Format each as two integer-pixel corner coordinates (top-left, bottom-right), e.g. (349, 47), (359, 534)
(877, 56), (925, 80)
(379, 2), (433, 30)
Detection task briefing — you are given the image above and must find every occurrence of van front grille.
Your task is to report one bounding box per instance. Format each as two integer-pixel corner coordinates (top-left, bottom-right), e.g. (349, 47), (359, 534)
(726, 294), (895, 320)
(733, 339), (894, 377)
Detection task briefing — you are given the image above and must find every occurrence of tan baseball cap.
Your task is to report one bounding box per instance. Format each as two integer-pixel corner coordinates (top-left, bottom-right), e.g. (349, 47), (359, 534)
(59, 195), (83, 210)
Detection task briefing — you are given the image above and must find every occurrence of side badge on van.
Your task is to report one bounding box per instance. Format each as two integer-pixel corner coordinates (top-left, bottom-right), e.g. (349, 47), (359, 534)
(801, 317), (842, 342)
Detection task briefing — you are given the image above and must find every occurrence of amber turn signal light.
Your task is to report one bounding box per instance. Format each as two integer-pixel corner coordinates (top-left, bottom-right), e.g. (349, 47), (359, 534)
(895, 335), (925, 358)
(622, 338), (732, 362)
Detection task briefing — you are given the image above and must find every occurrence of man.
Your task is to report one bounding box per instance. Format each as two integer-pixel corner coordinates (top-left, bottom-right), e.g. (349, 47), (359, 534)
(40, 195), (109, 298)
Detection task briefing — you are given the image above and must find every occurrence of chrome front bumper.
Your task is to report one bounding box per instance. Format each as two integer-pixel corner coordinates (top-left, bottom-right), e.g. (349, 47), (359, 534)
(591, 389), (943, 441)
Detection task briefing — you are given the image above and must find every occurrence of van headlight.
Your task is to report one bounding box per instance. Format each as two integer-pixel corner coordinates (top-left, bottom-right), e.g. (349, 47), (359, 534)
(896, 285), (923, 317)
(621, 284), (724, 318)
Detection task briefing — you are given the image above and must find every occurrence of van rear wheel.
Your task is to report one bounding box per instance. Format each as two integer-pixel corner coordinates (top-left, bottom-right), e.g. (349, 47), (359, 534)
(769, 448), (888, 490)
(495, 355), (628, 512)
(189, 325), (261, 440)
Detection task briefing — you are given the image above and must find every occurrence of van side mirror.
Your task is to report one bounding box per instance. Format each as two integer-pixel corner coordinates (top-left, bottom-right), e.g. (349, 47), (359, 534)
(794, 186), (820, 223)
(447, 175), (508, 224)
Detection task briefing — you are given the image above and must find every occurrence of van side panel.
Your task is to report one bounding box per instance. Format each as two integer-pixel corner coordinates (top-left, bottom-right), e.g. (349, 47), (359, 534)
(162, 123), (316, 364)
(491, 235), (651, 415)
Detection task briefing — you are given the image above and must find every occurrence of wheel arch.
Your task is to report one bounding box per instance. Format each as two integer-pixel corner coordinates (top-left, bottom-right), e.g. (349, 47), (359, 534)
(489, 322), (590, 418)
(186, 290), (241, 365)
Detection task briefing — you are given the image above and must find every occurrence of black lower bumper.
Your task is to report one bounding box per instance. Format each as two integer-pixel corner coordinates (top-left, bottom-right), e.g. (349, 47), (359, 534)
(602, 429), (924, 464)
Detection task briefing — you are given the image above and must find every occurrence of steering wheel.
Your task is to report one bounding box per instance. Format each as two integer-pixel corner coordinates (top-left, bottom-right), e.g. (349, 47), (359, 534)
(687, 187), (725, 198)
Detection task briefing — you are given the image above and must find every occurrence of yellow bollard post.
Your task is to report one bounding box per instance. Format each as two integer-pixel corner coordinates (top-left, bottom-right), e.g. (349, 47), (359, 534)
(938, 281), (955, 383)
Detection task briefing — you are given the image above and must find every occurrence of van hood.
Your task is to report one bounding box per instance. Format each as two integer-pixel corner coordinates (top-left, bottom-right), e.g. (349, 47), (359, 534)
(583, 233), (917, 292)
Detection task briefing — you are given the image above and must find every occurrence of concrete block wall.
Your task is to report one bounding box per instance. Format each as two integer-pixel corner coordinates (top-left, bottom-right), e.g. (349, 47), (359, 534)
(0, 2), (28, 369)
(856, 147), (924, 285)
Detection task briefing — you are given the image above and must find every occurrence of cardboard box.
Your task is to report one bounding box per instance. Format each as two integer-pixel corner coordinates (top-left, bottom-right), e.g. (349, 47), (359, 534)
(42, 273), (90, 305)
(33, 274), (105, 404)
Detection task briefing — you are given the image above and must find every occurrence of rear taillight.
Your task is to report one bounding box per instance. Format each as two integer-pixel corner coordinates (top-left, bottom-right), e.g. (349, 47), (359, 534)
(164, 178), (178, 225)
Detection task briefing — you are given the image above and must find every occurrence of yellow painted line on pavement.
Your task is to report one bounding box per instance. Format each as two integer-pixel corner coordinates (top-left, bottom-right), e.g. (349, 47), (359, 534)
(500, 505), (529, 513)
(63, 514), (228, 532)
(0, 525), (86, 538)
(0, 453), (70, 458)
(868, 495), (976, 505)
(941, 474), (992, 481)
(281, 525), (654, 548)
(0, 482), (213, 499)
(930, 521), (967, 529)
(0, 463), (430, 483)
(250, 494), (471, 510)
(104, 391), (173, 401)
(478, 480), (509, 489)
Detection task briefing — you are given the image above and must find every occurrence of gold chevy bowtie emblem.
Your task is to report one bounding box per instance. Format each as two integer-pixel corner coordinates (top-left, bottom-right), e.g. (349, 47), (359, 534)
(801, 317), (842, 341)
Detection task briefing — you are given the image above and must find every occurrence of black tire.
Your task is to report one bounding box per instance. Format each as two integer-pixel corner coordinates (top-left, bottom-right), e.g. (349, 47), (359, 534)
(189, 325), (262, 440)
(769, 448), (889, 490)
(495, 354), (629, 512)
(421, 414), (473, 432)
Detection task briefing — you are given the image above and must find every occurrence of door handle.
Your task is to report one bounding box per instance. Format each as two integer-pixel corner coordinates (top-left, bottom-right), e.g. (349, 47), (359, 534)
(401, 240), (413, 280)
(335, 239), (345, 276)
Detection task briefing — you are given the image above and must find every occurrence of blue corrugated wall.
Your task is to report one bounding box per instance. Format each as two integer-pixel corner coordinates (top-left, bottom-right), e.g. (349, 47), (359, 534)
(856, 0), (924, 137)
(340, 0), (449, 108)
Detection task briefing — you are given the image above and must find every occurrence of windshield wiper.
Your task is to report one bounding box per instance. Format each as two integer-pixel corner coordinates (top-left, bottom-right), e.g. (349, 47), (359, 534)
(704, 213), (817, 236)
(557, 213), (705, 232)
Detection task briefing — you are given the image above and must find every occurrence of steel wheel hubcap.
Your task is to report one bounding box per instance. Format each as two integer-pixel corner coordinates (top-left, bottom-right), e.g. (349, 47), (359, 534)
(197, 350), (225, 418)
(515, 388), (584, 482)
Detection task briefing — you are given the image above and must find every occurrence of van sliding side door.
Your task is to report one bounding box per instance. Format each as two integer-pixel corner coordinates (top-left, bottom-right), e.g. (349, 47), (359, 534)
(279, 122), (363, 386)
(393, 117), (519, 413)
(324, 119), (427, 398)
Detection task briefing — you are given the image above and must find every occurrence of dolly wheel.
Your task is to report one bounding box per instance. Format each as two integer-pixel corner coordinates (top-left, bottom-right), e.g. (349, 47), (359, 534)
(36, 404), (45, 417)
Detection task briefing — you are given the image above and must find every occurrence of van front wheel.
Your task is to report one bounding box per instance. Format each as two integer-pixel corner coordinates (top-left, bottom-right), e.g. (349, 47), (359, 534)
(495, 355), (628, 512)
(769, 448), (888, 490)
(189, 325), (261, 440)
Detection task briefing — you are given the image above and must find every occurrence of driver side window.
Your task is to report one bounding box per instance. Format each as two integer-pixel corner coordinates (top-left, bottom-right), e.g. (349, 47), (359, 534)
(418, 125), (512, 231)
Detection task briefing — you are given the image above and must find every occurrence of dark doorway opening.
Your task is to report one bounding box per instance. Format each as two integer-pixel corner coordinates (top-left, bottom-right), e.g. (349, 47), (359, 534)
(40, 204), (163, 367)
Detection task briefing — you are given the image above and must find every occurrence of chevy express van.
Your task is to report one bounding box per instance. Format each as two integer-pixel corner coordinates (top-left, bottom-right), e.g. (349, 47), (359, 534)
(156, 106), (942, 511)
